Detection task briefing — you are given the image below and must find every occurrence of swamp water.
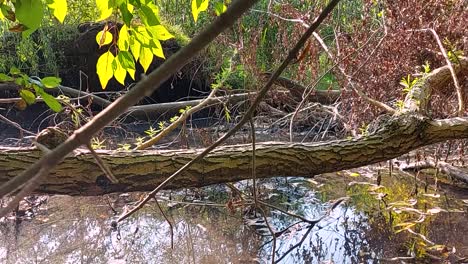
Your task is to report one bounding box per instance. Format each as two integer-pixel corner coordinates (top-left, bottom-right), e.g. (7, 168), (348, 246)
(0, 168), (467, 264)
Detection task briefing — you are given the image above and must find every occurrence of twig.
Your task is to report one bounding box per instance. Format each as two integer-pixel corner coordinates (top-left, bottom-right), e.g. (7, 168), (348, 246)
(136, 87), (219, 150)
(411, 28), (464, 116)
(249, 118), (258, 206)
(153, 197), (174, 249)
(0, 113), (35, 136)
(117, 0), (342, 222)
(312, 32), (395, 114)
(258, 206), (277, 263)
(86, 144), (119, 183)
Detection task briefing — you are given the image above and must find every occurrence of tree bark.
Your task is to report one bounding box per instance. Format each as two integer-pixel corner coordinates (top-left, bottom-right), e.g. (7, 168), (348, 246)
(0, 115), (466, 195)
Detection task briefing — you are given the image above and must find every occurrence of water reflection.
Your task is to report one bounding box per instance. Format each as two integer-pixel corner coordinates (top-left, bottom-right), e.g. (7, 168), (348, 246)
(1, 176), (464, 263)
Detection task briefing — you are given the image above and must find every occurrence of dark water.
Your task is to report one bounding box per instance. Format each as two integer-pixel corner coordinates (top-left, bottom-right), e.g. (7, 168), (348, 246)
(1, 171), (467, 264)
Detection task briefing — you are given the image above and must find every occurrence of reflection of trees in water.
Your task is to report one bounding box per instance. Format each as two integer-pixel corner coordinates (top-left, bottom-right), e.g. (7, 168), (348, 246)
(0, 179), (408, 263)
(0, 195), (261, 263)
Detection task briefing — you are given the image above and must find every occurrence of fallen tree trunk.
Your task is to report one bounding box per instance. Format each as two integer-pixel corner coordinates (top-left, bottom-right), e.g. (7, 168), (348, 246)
(0, 115), (467, 195)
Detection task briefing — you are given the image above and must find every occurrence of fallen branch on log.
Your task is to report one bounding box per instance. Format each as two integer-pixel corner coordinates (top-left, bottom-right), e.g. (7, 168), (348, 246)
(0, 116), (466, 195)
(399, 157), (468, 184)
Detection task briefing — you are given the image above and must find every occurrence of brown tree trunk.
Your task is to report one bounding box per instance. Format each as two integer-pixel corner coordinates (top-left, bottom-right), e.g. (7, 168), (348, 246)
(0, 115), (466, 195)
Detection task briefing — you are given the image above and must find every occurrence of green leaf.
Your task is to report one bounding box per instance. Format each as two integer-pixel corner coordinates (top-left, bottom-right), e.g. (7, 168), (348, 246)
(47, 0), (67, 23)
(96, 29), (113, 47)
(41, 76), (62, 88)
(9, 67), (21, 75)
(38, 89), (62, 112)
(147, 25), (174, 41)
(113, 57), (127, 85)
(127, 68), (136, 80)
(129, 35), (141, 61)
(0, 73), (13, 81)
(118, 51), (135, 70)
(14, 0), (44, 37)
(117, 25), (130, 51)
(119, 3), (133, 25)
(139, 4), (160, 27)
(150, 39), (165, 59)
(139, 47), (153, 73)
(191, 0), (209, 23)
(19, 89), (36, 104)
(214, 2), (227, 16)
(96, 51), (115, 89)
(96, 0), (113, 21)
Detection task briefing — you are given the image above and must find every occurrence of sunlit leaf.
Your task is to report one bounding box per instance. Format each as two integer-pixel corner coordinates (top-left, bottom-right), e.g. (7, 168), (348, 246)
(119, 3), (133, 25)
(139, 47), (153, 73)
(96, 0), (113, 21)
(41, 76), (62, 88)
(118, 51), (135, 70)
(129, 35), (141, 61)
(10, 67), (21, 75)
(47, 0), (67, 23)
(139, 4), (160, 27)
(147, 25), (174, 41)
(96, 29), (113, 47)
(214, 1), (227, 16)
(96, 51), (115, 89)
(113, 57), (127, 85)
(127, 68), (135, 80)
(191, 0), (209, 23)
(349, 172), (360, 177)
(19, 89), (36, 104)
(150, 39), (164, 59)
(39, 90), (62, 112)
(117, 24), (129, 51)
(0, 73), (13, 81)
(14, 0), (44, 37)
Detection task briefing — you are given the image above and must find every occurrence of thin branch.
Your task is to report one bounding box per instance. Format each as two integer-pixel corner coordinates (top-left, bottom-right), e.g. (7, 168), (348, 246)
(312, 32), (395, 113)
(87, 144), (119, 184)
(412, 28), (465, 116)
(153, 197), (174, 249)
(136, 87), (218, 150)
(117, 0), (342, 222)
(249, 118), (258, 206)
(0, 113), (35, 136)
(258, 206), (277, 263)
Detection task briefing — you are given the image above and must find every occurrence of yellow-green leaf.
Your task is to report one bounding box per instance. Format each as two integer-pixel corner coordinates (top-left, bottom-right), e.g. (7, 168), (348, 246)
(41, 76), (62, 88)
(147, 25), (174, 41)
(96, 0), (112, 21)
(15, 0), (44, 37)
(129, 35), (141, 61)
(117, 25), (129, 51)
(127, 68), (135, 80)
(47, 0), (67, 23)
(96, 51), (115, 89)
(113, 57), (127, 85)
(151, 39), (165, 59)
(96, 30), (113, 47)
(191, 0), (209, 23)
(19, 89), (36, 104)
(139, 47), (153, 73)
(214, 2), (227, 16)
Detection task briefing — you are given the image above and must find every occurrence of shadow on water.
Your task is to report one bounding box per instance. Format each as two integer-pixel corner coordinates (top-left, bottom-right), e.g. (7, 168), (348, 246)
(0, 168), (467, 263)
